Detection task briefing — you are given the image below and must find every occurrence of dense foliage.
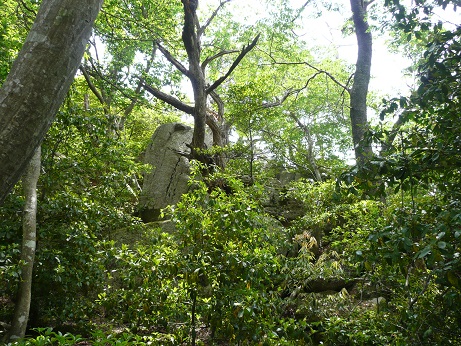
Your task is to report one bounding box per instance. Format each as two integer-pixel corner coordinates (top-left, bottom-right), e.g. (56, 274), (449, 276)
(1, 0), (460, 345)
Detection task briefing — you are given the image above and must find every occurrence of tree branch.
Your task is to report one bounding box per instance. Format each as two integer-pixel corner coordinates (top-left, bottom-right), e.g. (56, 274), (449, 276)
(156, 41), (190, 77)
(85, 56), (145, 103)
(259, 72), (325, 109)
(261, 52), (351, 93)
(119, 43), (158, 130)
(198, 0), (232, 37)
(142, 81), (194, 115)
(206, 34), (260, 94)
(79, 65), (106, 106)
(201, 49), (239, 71)
(364, 0), (376, 10)
(290, 0), (310, 23)
(305, 62), (351, 93)
(19, 0), (37, 16)
(380, 111), (405, 154)
(260, 88), (298, 109)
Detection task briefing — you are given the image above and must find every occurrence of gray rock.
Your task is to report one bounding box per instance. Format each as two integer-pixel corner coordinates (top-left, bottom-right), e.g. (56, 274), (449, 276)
(276, 170), (303, 186)
(138, 123), (211, 222)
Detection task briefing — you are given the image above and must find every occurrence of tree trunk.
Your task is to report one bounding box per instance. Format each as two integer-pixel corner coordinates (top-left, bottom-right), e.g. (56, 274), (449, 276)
(207, 91), (230, 168)
(4, 147), (41, 342)
(350, 0), (373, 164)
(0, 0), (103, 205)
(182, 0), (208, 154)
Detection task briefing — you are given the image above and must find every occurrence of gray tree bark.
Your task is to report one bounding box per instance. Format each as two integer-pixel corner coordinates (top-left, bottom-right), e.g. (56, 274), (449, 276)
(0, 0), (103, 205)
(181, 0), (207, 152)
(350, 0), (374, 164)
(4, 147), (41, 342)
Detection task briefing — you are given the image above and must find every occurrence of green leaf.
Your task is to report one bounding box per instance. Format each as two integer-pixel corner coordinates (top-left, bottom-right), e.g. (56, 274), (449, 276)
(418, 245), (432, 258)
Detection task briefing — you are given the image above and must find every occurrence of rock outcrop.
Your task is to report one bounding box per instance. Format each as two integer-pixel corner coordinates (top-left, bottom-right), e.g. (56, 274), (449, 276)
(138, 123), (211, 222)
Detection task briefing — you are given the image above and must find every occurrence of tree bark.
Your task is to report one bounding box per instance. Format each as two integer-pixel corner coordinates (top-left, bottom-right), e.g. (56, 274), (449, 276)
(4, 147), (41, 342)
(207, 91), (230, 168)
(0, 0), (103, 205)
(350, 0), (373, 164)
(181, 0), (207, 152)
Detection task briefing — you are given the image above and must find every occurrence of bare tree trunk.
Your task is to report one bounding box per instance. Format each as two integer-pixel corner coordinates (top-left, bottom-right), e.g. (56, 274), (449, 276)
(181, 0), (208, 155)
(4, 147), (41, 342)
(207, 91), (230, 168)
(0, 0), (103, 205)
(350, 0), (373, 164)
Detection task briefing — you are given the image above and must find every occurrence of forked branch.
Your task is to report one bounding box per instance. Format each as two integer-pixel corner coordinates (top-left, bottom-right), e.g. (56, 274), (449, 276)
(206, 34), (260, 94)
(198, 0), (232, 37)
(201, 49), (239, 71)
(262, 52), (351, 93)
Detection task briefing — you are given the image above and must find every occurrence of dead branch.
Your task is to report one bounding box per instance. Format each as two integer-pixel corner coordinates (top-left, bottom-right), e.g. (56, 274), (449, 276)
(142, 81), (195, 115)
(198, 0), (232, 37)
(206, 34), (260, 94)
(156, 42), (190, 77)
(201, 49), (239, 71)
(79, 65), (106, 106)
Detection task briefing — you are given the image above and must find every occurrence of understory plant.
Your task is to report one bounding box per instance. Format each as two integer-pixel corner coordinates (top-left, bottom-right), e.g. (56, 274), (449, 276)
(97, 164), (320, 344)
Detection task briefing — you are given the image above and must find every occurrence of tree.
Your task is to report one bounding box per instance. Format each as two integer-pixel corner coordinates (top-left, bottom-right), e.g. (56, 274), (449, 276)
(0, 1), (34, 84)
(0, 0), (103, 205)
(142, 0), (259, 166)
(349, 0), (373, 164)
(3, 147), (40, 342)
(217, 2), (353, 181)
(81, 0), (184, 133)
(341, 1), (461, 342)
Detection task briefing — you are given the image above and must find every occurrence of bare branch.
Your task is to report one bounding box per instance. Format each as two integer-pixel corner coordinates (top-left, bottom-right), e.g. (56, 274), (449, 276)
(259, 72), (326, 109)
(142, 81), (194, 115)
(207, 34), (260, 94)
(290, 1), (310, 23)
(85, 57), (142, 103)
(409, 272), (433, 310)
(157, 41), (190, 77)
(260, 51), (351, 93)
(19, 0), (37, 16)
(305, 62), (350, 92)
(201, 49), (239, 71)
(79, 65), (106, 106)
(198, 0), (232, 37)
(260, 88), (298, 109)
(286, 111), (322, 181)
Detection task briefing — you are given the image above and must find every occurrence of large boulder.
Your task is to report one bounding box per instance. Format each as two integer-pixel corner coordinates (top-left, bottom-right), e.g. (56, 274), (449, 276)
(138, 123), (211, 222)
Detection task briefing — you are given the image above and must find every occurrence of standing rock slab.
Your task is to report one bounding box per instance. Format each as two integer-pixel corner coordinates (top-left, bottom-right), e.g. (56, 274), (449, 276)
(138, 123), (211, 222)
